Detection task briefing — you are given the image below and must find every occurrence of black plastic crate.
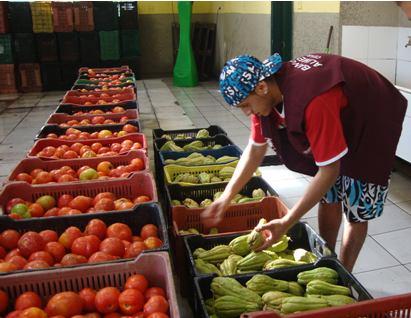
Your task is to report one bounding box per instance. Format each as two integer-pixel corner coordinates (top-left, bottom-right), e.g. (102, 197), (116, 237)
(0, 203), (169, 275)
(60, 61), (80, 90)
(36, 120), (141, 139)
(185, 222), (336, 278)
(57, 32), (80, 62)
(35, 33), (58, 62)
(120, 57), (141, 79)
(194, 258), (372, 318)
(78, 31), (100, 64)
(8, 2), (32, 33)
(55, 101), (138, 114)
(13, 33), (37, 63)
(153, 125), (227, 140)
(40, 62), (63, 91)
(120, 29), (140, 58)
(119, 1), (139, 29)
(93, 1), (119, 31)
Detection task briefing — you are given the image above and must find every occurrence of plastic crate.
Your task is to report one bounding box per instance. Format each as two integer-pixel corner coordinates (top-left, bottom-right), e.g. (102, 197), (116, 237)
(79, 31), (100, 64)
(30, 2), (53, 33)
(57, 32), (80, 62)
(35, 33), (58, 62)
(8, 2), (32, 33)
(119, 1), (139, 29)
(185, 221), (336, 278)
(93, 1), (119, 31)
(78, 65), (131, 75)
(241, 292), (411, 318)
(55, 102), (138, 114)
(120, 57), (141, 79)
(28, 133), (147, 158)
(40, 62), (63, 91)
(73, 1), (94, 32)
(120, 29), (140, 58)
(159, 144), (242, 167)
(0, 172), (157, 216)
(0, 203), (168, 275)
(13, 33), (37, 63)
(62, 88), (136, 106)
(0, 34), (13, 63)
(163, 161), (239, 187)
(0, 251), (180, 318)
(47, 109), (139, 125)
(0, 64), (17, 94)
(52, 1), (74, 32)
(195, 258), (372, 318)
(6, 150), (148, 184)
(36, 120), (141, 139)
(0, 2), (8, 33)
(153, 125), (227, 140)
(99, 30), (120, 61)
(18, 63), (42, 93)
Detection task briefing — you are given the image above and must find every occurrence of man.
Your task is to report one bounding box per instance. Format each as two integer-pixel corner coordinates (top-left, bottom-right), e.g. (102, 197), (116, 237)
(202, 53), (407, 271)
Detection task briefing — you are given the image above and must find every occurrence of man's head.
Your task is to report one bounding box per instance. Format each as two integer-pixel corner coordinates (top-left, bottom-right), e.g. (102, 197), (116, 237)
(219, 54), (283, 117)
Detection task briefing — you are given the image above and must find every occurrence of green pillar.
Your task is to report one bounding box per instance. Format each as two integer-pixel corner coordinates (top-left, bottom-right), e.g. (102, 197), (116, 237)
(173, 1), (198, 87)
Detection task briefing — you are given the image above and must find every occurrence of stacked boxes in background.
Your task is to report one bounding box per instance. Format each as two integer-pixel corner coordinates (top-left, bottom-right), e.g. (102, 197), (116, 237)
(0, 1), (140, 93)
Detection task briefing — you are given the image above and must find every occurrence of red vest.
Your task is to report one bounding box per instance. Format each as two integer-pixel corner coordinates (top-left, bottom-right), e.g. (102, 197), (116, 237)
(260, 54), (407, 186)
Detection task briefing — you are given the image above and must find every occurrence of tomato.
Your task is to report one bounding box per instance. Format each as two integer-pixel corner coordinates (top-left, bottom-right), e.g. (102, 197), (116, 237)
(0, 245), (6, 258)
(69, 196), (93, 212)
(132, 236), (143, 242)
(129, 158), (144, 171)
(96, 162), (114, 175)
(122, 124), (138, 133)
(91, 142), (103, 152)
(34, 171), (53, 184)
(6, 198), (26, 214)
(92, 116), (105, 125)
(57, 174), (76, 183)
(28, 203), (45, 218)
(143, 296), (169, 316)
(144, 237), (163, 250)
(43, 208), (59, 217)
(0, 262), (18, 272)
(79, 288), (97, 312)
(60, 253), (88, 266)
(110, 143), (121, 153)
(8, 255), (27, 269)
(88, 251), (118, 263)
(5, 248), (21, 261)
(124, 274), (148, 293)
(144, 288), (166, 300)
(103, 313), (121, 318)
(0, 290), (8, 313)
(106, 223), (132, 242)
(28, 251), (55, 266)
(140, 225), (158, 240)
(99, 237), (125, 257)
(146, 313), (169, 318)
(15, 291), (42, 311)
(38, 230), (57, 244)
(85, 219), (107, 240)
(44, 242), (64, 263)
(71, 235), (101, 258)
(97, 147), (110, 154)
(0, 229), (20, 250)
(77, 165), (91, 176)
(124, 242), (146, 258)
(59, 227), (83, 249)
(19, 307), (48, 318)
(18, 232), (45, 258)
(15, 173), (33, 183)
(95, 287), (120, 314)
(36, 195), (56, 211)
(57, 194), (74, 208)
(5, 310), (22, 318)
(118, 289), (144, 315)
(94, 194), (116, 206)
(62, 150), (79, 159)
(45, 292), (83, 317)
(23, 260), (50, 270)
(94, 199), (115, 212)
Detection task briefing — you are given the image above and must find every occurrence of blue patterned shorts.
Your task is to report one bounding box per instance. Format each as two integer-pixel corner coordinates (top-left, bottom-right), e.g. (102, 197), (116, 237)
(321, 176), (390, 223)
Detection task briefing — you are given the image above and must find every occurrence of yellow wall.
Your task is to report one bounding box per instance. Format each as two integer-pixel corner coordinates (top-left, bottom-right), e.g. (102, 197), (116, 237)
(293, 1), (340, 13)
(137, 1), (271, 15)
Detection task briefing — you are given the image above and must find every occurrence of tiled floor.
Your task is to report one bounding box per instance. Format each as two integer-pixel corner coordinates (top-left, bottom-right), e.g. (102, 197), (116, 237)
(1, 79), (411, 308)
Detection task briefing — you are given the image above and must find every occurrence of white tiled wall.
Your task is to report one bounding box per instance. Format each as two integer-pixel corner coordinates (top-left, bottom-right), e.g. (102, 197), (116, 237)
(342, 25), (411, 88)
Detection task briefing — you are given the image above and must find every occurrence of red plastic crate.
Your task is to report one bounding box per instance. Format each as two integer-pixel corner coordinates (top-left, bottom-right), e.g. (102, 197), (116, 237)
(79, 65), (131, 75)
(28, 133), (147, 158)
(73, 1), (94, 31)
(62, 88), (136, 106)
(18, 63), (42, 93)
(46, 109), (139, 125)
(0, 2), (8, 33)
(240, 292), (411, 318)
(52, 2), (74, 32)
(0, 252), (180, 318)
(0, 64), (17, 94)
(5, 150), (148, 185)
(0, 171), (157, 216)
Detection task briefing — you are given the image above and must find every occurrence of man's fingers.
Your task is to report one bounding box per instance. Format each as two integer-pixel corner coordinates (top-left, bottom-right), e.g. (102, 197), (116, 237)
(255, 222), (270, 232)
(255, 238), (273, 251)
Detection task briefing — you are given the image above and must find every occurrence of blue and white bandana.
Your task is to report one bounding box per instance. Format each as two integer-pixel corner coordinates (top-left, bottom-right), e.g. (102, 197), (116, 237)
(219, 53), (283, 106)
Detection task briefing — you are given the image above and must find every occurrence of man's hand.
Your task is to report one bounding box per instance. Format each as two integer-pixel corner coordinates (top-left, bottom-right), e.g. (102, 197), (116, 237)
(254, 217), (290, 251)
(200, 197), (230, 228)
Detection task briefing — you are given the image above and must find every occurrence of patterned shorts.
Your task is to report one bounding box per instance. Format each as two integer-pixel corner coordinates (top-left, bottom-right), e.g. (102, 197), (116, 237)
(321, 176), (390, 223)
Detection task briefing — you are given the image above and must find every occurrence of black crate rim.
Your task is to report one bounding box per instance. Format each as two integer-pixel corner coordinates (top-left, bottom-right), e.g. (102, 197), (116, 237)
(153, 125), (227, 140)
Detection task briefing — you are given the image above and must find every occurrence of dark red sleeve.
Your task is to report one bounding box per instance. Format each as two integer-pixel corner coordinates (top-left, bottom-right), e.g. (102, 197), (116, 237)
(249, 114), (267, 145)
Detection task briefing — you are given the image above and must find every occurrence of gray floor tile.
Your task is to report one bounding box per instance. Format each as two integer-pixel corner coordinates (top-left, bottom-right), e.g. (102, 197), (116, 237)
(0, 93), (20, 101)
(373, 228), (411, 264)
(282, 196), (319, 219)
(368, 204), (411, 235)
(405, 263), (411, 272)
(355, 265), (411, 298)
(304, 216), (344, 243)
(263, 177), (310, 198)
(191, 117), (210, 128)
(0, 162), (18, 177)
(388, 187), (411, 203)
(259, 165), (303, 181)
(396, 200), (411, 214)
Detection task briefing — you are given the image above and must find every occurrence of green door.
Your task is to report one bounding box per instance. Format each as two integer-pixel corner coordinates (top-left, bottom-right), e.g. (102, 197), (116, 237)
(271, 2), (293, 61)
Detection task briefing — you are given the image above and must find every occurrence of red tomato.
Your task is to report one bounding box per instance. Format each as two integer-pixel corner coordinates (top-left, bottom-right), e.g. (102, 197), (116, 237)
(71, 235), (101, 258)
(129, 158), (144, 171)
(58, 227), (83, 249)
(5, 310), (22, 318)
(94, 198), (115, 212)
(57, 194), (74, 208)
(79, 288), (97, 312)
(124, 274), (148, 294)
(88, 251), (118, 263)
(5, 248), (21, 261)
(0, 290), (8, 314)
(144, 237), (163, 250)
(118, 289), (145, 315)
(0, 229), (20, 250)
(23, 260), (50, 270)
(15, 291), (42, 311)
(7, 255), (27, 269)
(144, 288), (166, 300)
(69, 196), (93, 212)
(95, 287), (120, 314)
(140, 225), (158, 240)
(45, 292), (83, 317)
(99, 237), (125, 257)
(28, 251), (55, 266)
(28, 203), (45, 218)
(17, 232), (45, 258)
(143, 296), (169, 316)
(15, 173), (33, 183)
(146, 313), (169, 318)
(39, 230), (58, 243)
(85, 219), (107, 240)
(19, 307), (47, 318)
(106, 223), (132, 242)
(60, 253), (88, 266)
(45, 242), (66, 263)
(0, 262), (18, 272)
(124, 242), (146, 258)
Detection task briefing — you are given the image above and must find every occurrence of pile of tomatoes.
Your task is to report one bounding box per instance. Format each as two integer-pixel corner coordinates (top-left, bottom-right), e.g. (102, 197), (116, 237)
(0, 273), (170, 317)
(0, 220), (162, 272)
(72, 107), (127, 116)
(58, 116), (132, 128)
(13, 158), (145, 185)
